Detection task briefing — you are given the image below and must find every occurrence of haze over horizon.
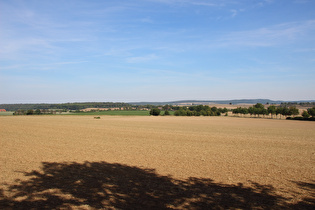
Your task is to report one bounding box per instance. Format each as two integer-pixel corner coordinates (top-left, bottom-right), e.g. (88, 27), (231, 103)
(1, 0), (315, 104)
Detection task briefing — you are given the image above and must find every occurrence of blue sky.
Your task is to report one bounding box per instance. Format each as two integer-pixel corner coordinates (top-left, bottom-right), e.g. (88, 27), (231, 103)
(1, 0), (315, 103)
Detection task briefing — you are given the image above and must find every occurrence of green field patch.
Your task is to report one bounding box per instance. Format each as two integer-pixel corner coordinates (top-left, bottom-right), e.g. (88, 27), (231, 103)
(0, 111), (14, 116)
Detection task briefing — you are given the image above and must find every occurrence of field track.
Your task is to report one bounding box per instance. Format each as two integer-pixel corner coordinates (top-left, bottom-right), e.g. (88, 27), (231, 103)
(1, 116), (314, 209)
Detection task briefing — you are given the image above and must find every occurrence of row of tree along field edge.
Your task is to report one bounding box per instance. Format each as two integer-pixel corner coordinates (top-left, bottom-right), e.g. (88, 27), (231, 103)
(171, 106), (228, 116)
(232, 103), (315, 120)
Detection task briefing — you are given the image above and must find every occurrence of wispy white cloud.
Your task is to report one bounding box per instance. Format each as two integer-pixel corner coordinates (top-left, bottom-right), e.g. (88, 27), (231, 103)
(216, 20), (315, 48)
(0, 34), (88, 60)
(140, 17), (154, 23)
(294, 48), (315, 52)
(147, 0), (224, 7)
(229, 8), (245, 18)
(255, 0), (274, 7)
(0, 61), (88, 71)
(126, 54), (158, 63)
(190, 1), (219, 7)
(230, 9), (238, 17)
(294, 0), (311, 3)
(0, 2), (97, 60)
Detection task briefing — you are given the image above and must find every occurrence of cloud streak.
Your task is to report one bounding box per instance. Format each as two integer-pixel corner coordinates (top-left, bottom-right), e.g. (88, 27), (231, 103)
(215, 20), (315, 48)
(126, 54), (158, 63)
(148, 0), (219, 6)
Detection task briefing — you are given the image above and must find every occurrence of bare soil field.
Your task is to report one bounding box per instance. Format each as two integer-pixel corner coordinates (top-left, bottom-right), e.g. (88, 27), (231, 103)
(1, 116), (314, 209)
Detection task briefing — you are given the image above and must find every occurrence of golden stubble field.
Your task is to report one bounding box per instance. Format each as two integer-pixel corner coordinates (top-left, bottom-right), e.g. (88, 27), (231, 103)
(1, 115), (314, 209)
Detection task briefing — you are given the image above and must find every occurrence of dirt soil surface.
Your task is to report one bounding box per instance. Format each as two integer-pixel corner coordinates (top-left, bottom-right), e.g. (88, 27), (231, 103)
(1, 116), (314, 209)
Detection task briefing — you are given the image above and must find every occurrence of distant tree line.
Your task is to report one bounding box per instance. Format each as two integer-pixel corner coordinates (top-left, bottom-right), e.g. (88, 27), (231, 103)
(13, 109), (60, 115)
(232, 103), (315, 120)
(173, 105), (228, 116)
(149, 105), (228, 116)
(280, 102), (315, 107)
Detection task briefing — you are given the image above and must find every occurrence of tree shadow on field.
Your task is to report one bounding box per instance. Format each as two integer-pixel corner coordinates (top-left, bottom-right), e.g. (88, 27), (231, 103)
(287, 180), (315, 209)
(0, 161), (313, 209)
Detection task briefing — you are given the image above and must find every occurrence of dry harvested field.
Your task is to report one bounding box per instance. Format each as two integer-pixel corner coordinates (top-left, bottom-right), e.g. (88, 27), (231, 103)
(1, 115), (314, 209)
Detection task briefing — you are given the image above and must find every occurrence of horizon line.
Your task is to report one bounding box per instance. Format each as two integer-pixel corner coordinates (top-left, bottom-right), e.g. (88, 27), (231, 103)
(1, 99), (315, 105)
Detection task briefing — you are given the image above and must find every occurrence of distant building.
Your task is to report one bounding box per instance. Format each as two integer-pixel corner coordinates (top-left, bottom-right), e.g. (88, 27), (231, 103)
(0, 109), (6, 112)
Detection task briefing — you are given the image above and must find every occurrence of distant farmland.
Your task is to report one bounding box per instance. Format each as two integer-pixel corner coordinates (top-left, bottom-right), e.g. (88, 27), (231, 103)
(71, 110), (151, 116)
(69, 110), (176, 116)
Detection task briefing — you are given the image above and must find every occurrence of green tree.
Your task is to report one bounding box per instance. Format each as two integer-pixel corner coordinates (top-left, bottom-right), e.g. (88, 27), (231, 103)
(200, 110), (207, 116)
(276, 107), (283, 119)
(241, 108), (249, 117)
(174, 109), (187, 116)
(288, 107), (299, 117)
(232, 107), (239, 116)
(233, 107), (248, 117)
(211, 106), (218, 112)
(307, 107), (315, 118)
(163, 104), (171, 111)
(254, 103), (264, 109)
(35, 109), (41, 115)
(253, 107), (260, 117)
(267, 105), (276, 119)
(164, 110), (170, 116)
(26, 109), (34, 115)
(253, 103), (266, 118)
(218, 108), (228, 114)
(186, 110), (193, 116)
(302, 110), (310, 118)
(281, 107), (290, 118)
(194, 111), (201, 116)
(248, 107), (254, 117)
(195, 105), (204, 112)
(262, 108), (269, 118)
(150, 108), (161, 116)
